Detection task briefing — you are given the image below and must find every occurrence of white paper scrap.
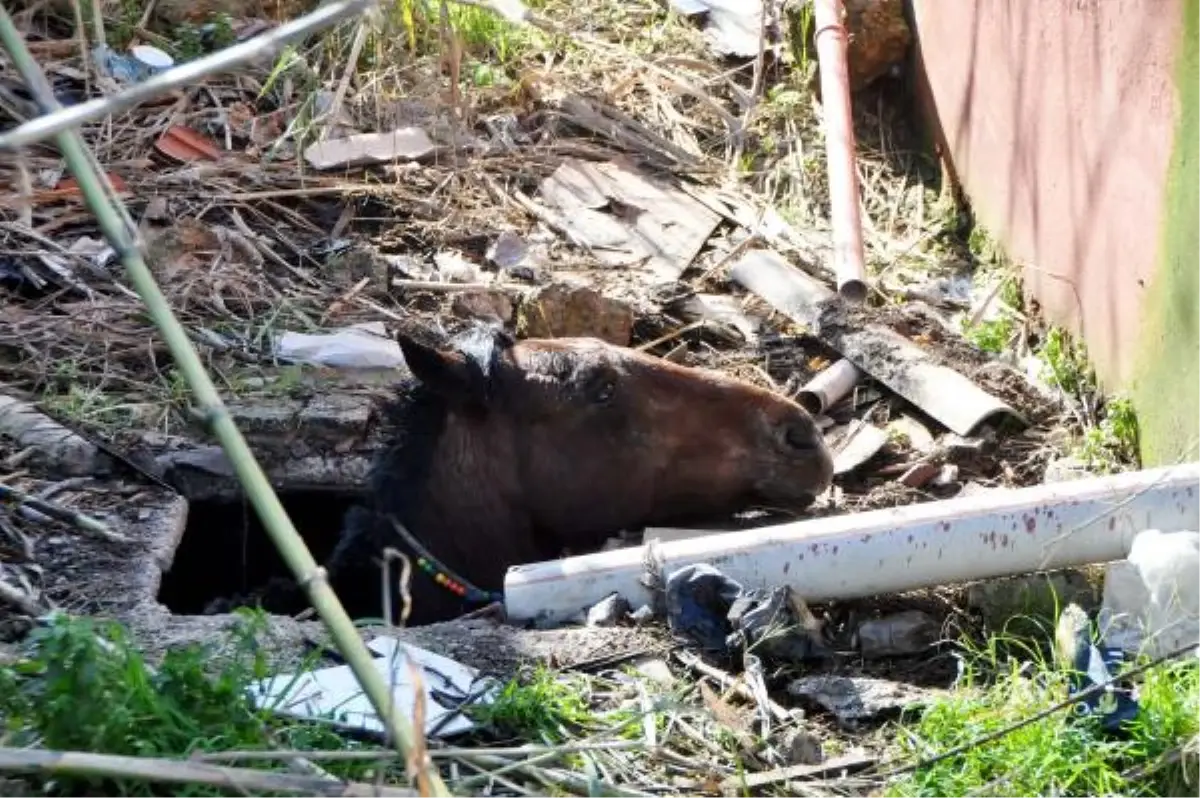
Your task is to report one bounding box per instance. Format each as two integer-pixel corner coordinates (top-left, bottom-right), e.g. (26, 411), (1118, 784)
(247, 637), (498, 738)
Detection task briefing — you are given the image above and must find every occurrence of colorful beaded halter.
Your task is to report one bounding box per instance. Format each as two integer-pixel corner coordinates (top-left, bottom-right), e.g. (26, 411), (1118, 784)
(387, 515), (503, 606)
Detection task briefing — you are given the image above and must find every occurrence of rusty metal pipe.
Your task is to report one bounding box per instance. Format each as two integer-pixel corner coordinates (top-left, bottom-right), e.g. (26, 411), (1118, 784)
(813, 0), (869, 302)
(504, 463), (1200, 626)
(796, 357), (862, 414)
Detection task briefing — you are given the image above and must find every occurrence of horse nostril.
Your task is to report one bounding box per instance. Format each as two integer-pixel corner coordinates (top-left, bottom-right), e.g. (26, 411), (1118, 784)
(785, 422), (818, 451)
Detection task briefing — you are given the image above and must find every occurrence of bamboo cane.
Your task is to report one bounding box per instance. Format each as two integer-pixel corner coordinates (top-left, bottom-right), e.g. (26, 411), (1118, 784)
(0, 8), (447, 795)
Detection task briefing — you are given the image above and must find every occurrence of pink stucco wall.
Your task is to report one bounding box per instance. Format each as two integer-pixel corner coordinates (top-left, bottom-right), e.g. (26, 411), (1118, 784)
(907, 0), (1181, 388)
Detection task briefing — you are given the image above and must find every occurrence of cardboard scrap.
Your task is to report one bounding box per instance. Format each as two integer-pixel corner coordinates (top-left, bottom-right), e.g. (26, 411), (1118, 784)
(538, 159), (720, 281)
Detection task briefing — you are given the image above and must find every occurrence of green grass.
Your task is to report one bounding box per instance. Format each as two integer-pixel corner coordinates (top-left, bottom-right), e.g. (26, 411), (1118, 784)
(884, 632), (1199, 797)
(1074, 394), (1141, 473)
(468, 664), (647, 746)
(0, 611), (401, 796)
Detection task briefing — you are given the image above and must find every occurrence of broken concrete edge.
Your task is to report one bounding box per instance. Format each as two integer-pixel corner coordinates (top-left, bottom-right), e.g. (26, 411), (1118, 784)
(15, 473), (1186, 694)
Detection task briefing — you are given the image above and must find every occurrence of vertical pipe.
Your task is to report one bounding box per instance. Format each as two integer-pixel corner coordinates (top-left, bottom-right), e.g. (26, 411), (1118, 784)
(813, 0), (869, 303)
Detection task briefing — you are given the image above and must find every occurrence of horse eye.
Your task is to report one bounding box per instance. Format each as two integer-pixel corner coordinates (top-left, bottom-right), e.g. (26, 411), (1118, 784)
(591, 378), (616, 404)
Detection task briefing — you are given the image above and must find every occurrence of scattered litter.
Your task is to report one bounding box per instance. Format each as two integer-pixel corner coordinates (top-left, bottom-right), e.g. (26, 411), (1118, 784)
(274, 322), (404, 370)
(1055, 603), (1140, 733)
(303, 127), (438, 170)
(886, 414), (935, 453)
(788, 674), (938, 723)
(668, 0), (772, 57)
(93, 44), (173, 84)
(664, 564), (829, 661)
(856, 610), (939, 658)
(932, 463), (959, 486)
(432, 251), (482, 284)
(486, 231), (530, 270)
(630, 656), (675, 686)
(248, 635), (497, 738)
(130, 44), (174, 73)
(731, 249), (1027, 436)
(538, 159), (721, 281)
(1099, 528), (1199, 658)
(666, 293), (763, 345)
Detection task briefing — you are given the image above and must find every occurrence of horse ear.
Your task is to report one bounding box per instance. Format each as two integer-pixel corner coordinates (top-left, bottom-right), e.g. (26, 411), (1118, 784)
(396, 329), (486, 406)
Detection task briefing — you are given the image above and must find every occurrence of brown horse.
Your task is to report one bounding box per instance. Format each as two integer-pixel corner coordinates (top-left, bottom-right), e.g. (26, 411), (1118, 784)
(327, 323), (834, 625)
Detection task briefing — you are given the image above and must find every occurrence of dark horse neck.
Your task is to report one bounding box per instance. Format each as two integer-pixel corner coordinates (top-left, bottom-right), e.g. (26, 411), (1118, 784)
(327, 380), (518, 625)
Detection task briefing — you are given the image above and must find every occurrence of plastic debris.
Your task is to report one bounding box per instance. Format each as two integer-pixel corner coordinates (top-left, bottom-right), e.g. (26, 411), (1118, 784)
(1100, 528), (1200, 658)
(247, 635), (497, 738)
(274, 321), (404, 369)
(664, 563), (829, 661)
(1056, 603), (1140, 734)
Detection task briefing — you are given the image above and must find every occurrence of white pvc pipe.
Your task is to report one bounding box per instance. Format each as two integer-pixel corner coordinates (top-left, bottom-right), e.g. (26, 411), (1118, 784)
(505, 463), (1200, 626)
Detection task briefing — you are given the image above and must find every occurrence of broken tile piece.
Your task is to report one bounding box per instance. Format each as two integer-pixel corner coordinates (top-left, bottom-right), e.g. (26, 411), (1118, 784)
(538, 159), (720, 281)
(303, 127), (437, 170)
(898, 461), (939, 488)
(828, 421), (889, 475)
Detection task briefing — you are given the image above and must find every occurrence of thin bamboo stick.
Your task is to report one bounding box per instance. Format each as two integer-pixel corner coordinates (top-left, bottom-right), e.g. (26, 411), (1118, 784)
(0, 8), (447, 795)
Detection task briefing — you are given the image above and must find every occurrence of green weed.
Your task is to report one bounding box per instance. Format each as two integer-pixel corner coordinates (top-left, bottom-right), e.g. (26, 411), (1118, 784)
(468, 665), (597, 744)
(962, 317), (1013, 355)
(1038, 326), (1096, 398)
(0, 611), (392, 796)
(1074, 395), (1141, 473)
(884, 631), (1198, 797)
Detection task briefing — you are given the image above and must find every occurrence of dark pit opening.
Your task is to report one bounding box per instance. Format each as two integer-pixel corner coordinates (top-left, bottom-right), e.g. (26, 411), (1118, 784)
(158, 489), (368, 617)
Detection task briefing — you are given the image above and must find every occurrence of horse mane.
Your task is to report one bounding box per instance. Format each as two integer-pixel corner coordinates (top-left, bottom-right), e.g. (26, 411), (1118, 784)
(324, 323), (513, 601)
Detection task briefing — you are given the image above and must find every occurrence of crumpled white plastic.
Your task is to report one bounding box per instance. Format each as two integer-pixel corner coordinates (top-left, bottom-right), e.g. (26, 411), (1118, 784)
(274, 321), (405, 370)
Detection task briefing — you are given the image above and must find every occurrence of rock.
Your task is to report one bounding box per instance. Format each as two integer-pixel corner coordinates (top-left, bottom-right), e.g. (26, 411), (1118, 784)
(782, 728), (825, 765)
(843, 0), (911, 90)
(631, 656), (675, 686)
(585, 592), (631, 627)
(451, 289), (514, 325)
(786, 0), (911, 92)
(788, 675), (937, 724)
(1043, 455), (1093, 484)
(967, 569), (1101, 637)
(898, 461), (939, 488)
(517, 283), (634, 345)
(856, 610), (939, 658)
